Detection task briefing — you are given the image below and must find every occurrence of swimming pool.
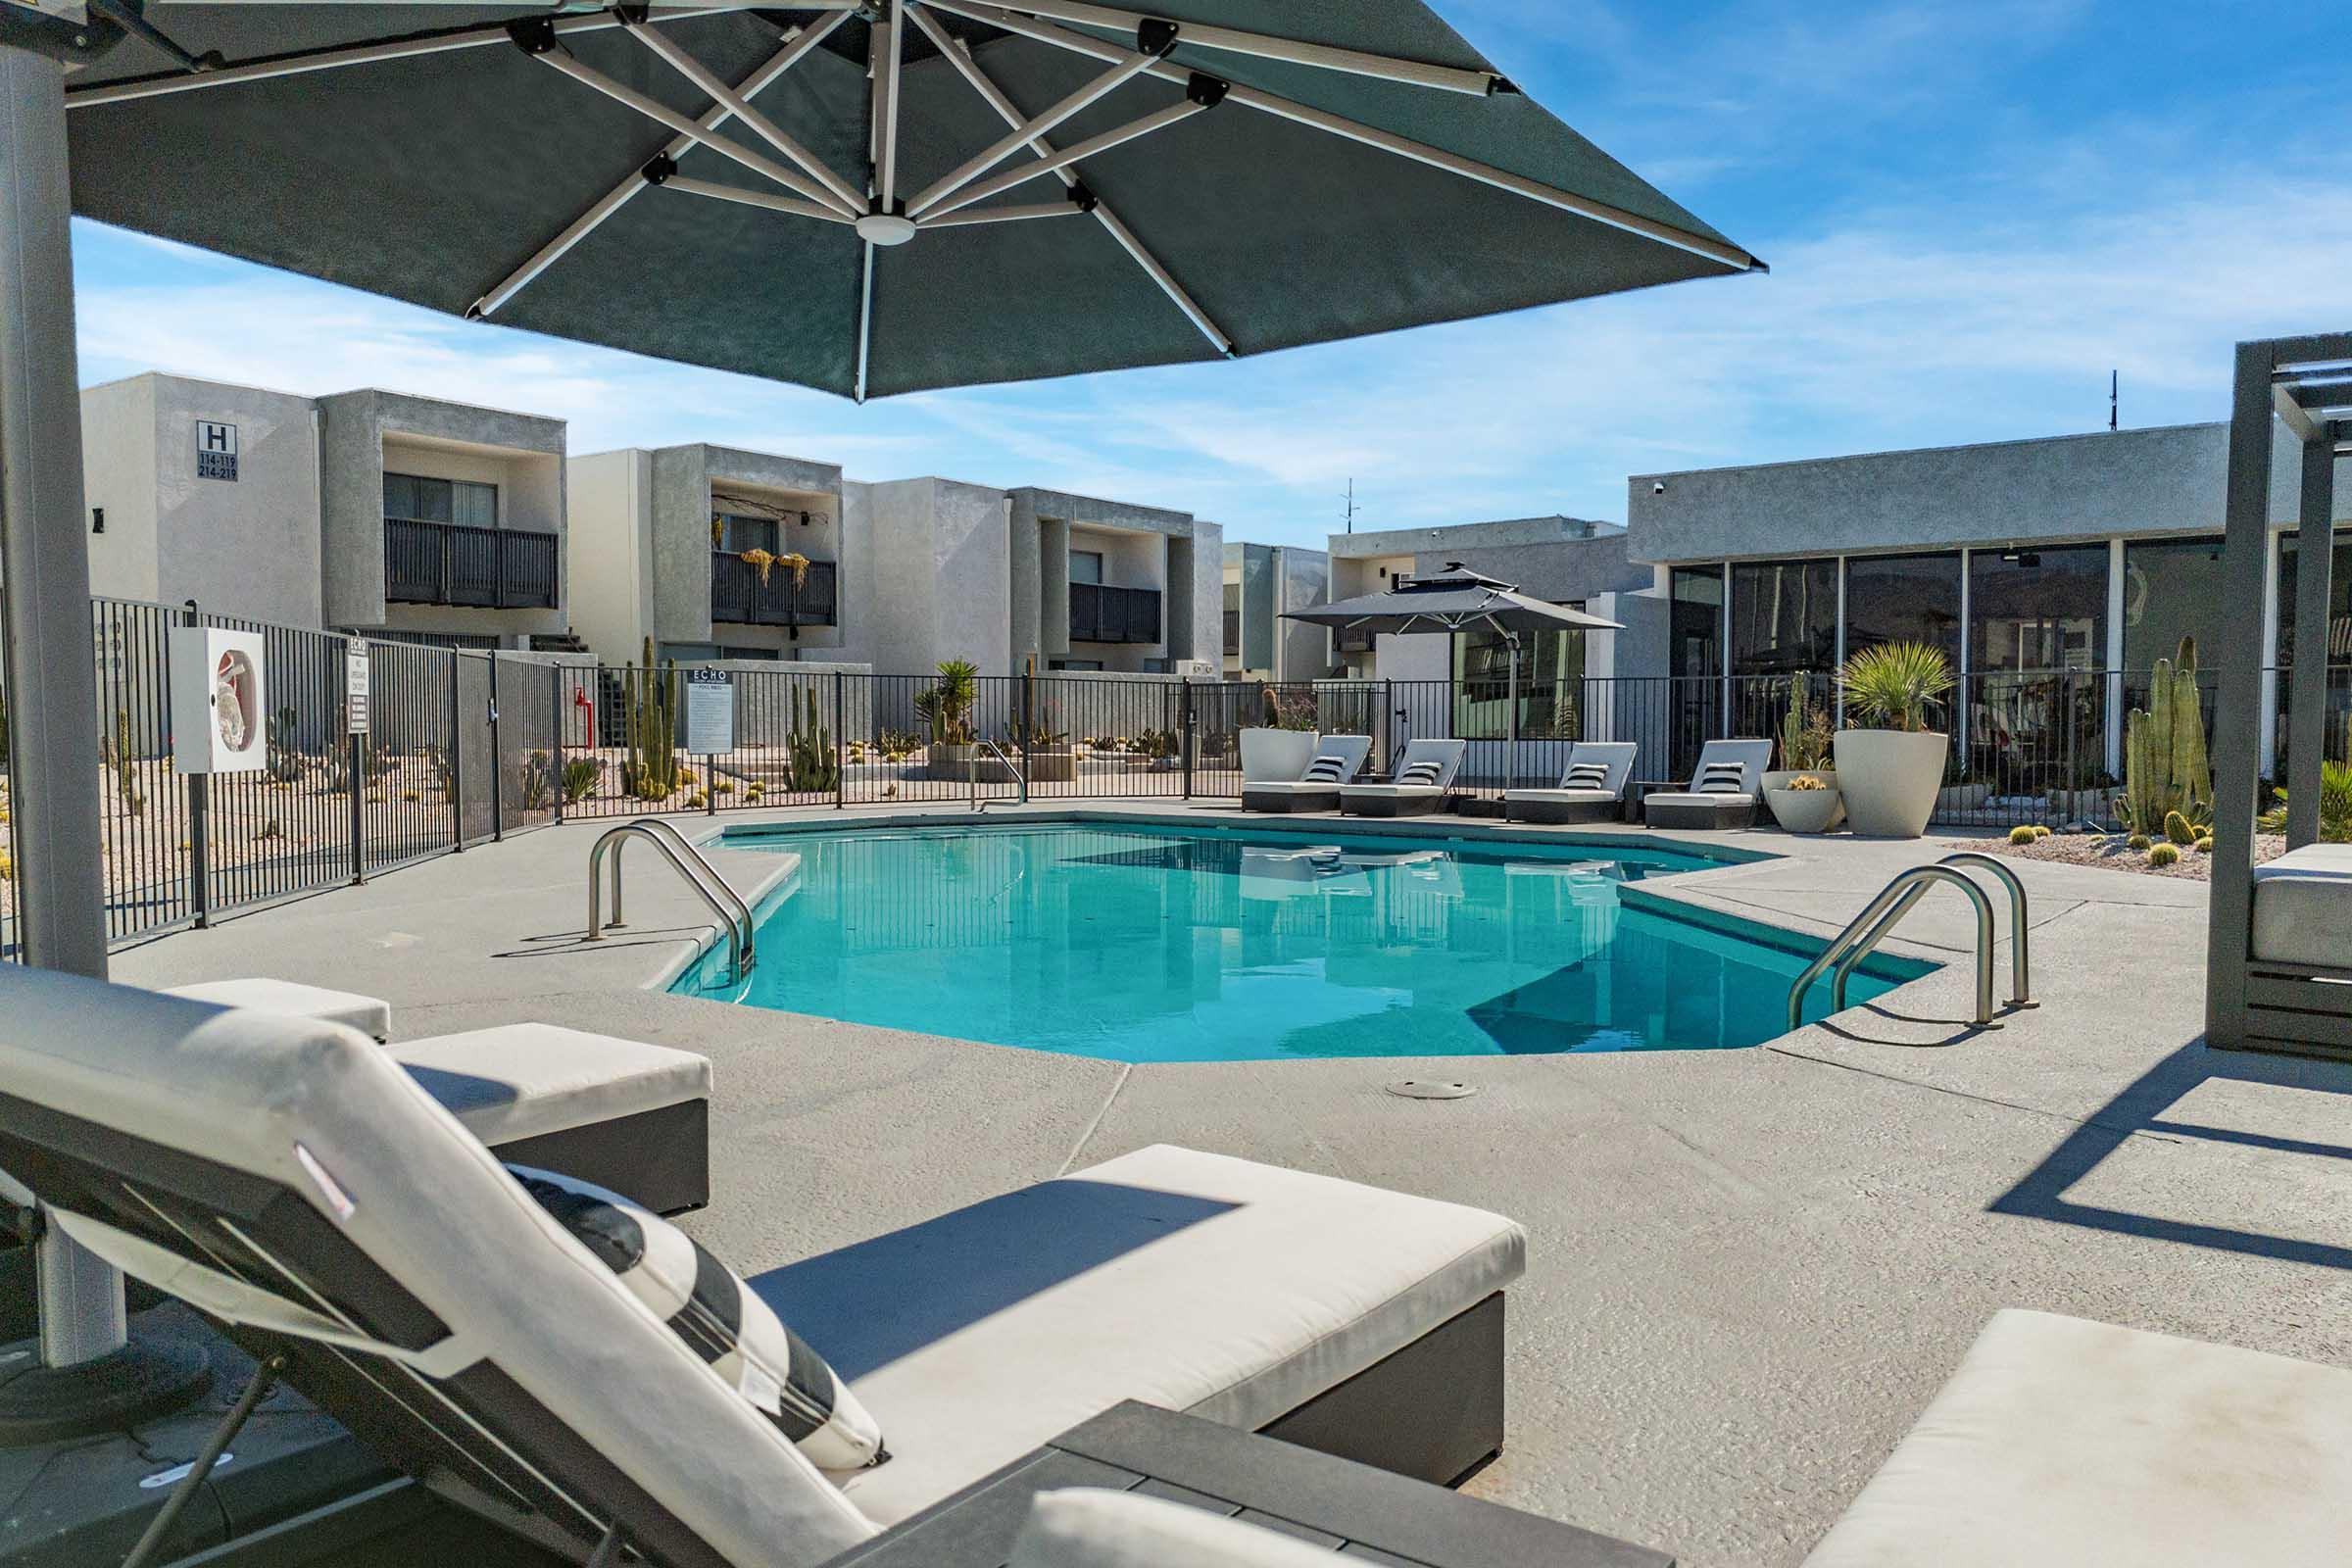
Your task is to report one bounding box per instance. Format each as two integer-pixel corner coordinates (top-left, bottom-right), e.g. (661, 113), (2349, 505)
(671, 821), (1928, 1062)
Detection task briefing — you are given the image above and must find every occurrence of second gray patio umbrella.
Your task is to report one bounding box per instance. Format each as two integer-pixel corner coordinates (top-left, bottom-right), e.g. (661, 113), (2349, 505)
(1285, 565), (1623, 789)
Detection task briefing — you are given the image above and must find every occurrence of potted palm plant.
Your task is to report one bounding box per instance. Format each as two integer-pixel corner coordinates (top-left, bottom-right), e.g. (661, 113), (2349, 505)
(1239, 685), (1319, 783)
(913, 659), (979, 779)
(1834, 642), (1955, 838)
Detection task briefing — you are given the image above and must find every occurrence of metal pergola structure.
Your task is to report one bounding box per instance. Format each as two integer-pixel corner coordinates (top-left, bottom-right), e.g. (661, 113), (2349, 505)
(2206, 331), (2350, 1057)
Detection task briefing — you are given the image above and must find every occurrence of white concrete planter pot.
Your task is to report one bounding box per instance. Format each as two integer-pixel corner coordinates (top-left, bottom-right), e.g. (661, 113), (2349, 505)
(1240, 728), (1318, 784)
(1764, 770), (1844, 831)
(926, 741), (976, 780)
(1023, 749), (1078, 783)
(1833, 730), (1949, 838)
(1765, 785), (1843, 835)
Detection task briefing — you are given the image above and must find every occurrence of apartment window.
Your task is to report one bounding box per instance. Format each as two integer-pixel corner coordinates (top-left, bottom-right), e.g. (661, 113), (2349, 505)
(1069, 550), (1104, 585)
(1843, 552), (1962, 666)
(1450, 620), (1585, 740)
(1050, 659), (1103, 671)
(1969, 545), (2108, 673)
(718, 645), (780, 662)
(714, 511), (779, 554)
(2123, 537), (2230, 670)
(384, 472), (496, 527)
(1730, 559), (1838, 677)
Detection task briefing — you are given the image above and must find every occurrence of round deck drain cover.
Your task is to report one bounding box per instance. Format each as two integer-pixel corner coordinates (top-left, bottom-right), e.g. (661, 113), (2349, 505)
(1385, 1079), (1476, 1101)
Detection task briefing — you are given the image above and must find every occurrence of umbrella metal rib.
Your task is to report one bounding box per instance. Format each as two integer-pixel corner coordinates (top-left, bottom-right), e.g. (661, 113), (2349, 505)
(620, 14), (866, 215)
(467, 15), (849, 319)
(905, 38), (1166, 219)
(899, 0), (1234, 356)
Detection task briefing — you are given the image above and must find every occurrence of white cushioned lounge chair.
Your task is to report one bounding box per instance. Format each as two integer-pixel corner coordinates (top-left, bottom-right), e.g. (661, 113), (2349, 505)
(1801, 1308), (2352, 1566)
(1502, 742), (1638, 825)
(0, 968), (1525, 1568)
(1341, 739), (1467, 818)
(1242, 734), (1373, 814)
(2244, 842), (2352, 1052)
(1640, 739), (1774, 831)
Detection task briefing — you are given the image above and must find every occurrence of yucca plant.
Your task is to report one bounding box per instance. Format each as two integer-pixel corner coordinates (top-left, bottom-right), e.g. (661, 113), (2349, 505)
(1838, 642), (1954, 733)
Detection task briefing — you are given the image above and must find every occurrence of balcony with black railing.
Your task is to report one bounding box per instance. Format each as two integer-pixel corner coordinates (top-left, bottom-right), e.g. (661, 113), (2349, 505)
(710, 553), (838, 628)
(384, 517), (559, 610)
(1336, 626), (1376, 656)
(1069, 581), (1161, 645)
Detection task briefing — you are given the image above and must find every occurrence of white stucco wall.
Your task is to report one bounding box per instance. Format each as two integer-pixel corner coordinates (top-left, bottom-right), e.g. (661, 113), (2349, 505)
(564, 448), (653, 663)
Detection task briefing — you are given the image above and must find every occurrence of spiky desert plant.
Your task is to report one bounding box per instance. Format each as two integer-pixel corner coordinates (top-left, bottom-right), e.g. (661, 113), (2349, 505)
(2122, 636), (2212, 838)
(2033, 824), (2053, 839)
(1778, 677), (1833, 769)
(111, 709), (145, 815)
(2009, 825), (2037, 846)
(1838, 642), (1954, 733)
(2148, 842), (2181, 867)
(2259, 758), (2352, 844)
(619, 637), (681, 799)
(2127, 833), (2152, 851)
(2194, 835), (2214, 854)
(2163, 808), (2199, 847)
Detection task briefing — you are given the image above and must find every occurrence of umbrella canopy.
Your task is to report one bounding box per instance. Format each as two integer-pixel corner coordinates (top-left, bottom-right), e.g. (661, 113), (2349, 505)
(1286, 565), (1625, 636)
(43, 1), (1761, 401)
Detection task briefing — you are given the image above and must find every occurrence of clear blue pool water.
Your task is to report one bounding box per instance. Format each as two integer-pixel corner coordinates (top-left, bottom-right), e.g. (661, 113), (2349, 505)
(672, 823), (1928, 1062)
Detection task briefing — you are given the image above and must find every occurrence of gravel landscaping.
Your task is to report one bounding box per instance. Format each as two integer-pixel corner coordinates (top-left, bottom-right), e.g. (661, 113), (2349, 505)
(1961, 829), (2287, 881)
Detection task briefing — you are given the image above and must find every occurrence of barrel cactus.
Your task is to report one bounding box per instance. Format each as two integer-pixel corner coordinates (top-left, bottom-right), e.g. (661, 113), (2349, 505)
(2122, 637), (2211, 838)
(2147, 842), (2181, 868)
(2008, 825), (2037, 846)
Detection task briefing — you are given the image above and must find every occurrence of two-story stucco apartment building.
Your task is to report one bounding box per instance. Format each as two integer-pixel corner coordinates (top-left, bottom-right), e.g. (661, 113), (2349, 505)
(80, 372), (571, 651)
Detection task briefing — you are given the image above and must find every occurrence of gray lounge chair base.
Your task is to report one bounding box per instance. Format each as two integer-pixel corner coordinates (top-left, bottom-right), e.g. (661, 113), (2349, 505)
(486, 1098), (710, 1219)
(1505, 798), (1621, 825)
(1241, 785), (1342, 813)
(1342, 791), (1450, 818)
(1642, 797), (1758, 831)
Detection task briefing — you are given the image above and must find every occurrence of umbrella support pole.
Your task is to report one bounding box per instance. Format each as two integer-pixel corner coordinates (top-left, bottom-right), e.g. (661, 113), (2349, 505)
(0, 44), (212, 1438)
(1504, 629), (1518, 797)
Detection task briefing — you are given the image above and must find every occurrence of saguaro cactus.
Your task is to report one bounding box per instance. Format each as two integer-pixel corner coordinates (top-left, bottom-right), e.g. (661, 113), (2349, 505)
(618, 636), (681, 800)
(2123, 635), (2211, 837)
(782, 682), (838, 793)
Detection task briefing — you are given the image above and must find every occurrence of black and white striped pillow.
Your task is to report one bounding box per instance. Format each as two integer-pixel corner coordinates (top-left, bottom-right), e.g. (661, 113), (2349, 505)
(1300, 755), (1348, 782)
(512, 1166), (888, 1474)
(1562, 762), (1612, 789)
(1695, 761), (1749, 795)
(1397, 760), (1445, 786)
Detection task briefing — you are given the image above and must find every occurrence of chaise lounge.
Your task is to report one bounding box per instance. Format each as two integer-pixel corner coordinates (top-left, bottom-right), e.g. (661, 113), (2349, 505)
(1341, 739), (1467, 818)
(1241, 734), (1373, 814)
(1640, 739), (1774, 832)
(2243, 842), (2352, 1054)
(0, 969), (1529, 1567)
(1800, 1307), (2352, 1565)
(1502, 742), (1639, 825)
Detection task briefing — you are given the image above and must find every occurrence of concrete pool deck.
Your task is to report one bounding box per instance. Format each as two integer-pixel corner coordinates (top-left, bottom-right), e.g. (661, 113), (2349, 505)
(108, 802), (2352, 1568)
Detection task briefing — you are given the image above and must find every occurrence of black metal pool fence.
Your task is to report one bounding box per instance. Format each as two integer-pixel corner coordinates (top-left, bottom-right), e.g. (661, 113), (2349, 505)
(2, 596), (2345, 955)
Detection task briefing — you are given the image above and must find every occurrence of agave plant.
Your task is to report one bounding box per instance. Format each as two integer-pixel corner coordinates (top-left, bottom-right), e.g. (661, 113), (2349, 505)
(2259, 759), (2352, 843)
(912, 659), (979, 746)
(1838, 642), (1954, 733)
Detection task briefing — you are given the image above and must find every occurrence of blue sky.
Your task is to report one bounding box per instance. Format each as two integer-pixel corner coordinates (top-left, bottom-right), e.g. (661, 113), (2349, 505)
(71, 2), (2352, 549)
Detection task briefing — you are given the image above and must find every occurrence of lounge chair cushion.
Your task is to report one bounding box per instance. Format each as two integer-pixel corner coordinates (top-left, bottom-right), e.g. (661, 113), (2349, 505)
(1339, 784), (1443, 799)
(1641, 792), (1750, 810)
(1501, 788), (1618, 805)
(1245, 779), (1344, 797)
(513, 1165), (888, 1475)
(1009, 1488), (1338, 1568)
(760, 1144), (1525, 1528)
(1799, 1308), (2352, 1567)
(389, 1023), (710, 1147)
(2250, 843), (2352, 968)
(162, 978), (391, 1041)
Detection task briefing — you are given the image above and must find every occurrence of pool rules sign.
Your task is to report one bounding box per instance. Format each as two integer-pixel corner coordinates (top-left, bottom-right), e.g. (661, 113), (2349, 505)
(684, 667), (734, 755)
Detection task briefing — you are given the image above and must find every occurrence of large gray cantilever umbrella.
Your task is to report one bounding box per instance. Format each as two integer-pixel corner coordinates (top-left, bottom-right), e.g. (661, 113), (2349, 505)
(1284, 565), (1623, 789)
(0, 3), (1753, 1396)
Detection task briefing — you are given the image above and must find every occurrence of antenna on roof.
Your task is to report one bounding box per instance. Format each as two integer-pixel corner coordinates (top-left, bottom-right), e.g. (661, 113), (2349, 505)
(1343, 478), (1359, 535)
(2109, 369), (2118, 432)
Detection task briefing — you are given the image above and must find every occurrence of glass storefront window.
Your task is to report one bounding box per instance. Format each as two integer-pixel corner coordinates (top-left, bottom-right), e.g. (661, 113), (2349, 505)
(1668, 566), (1724, 776)
(1450, 623), (1585, 739)
(2122, 537), (2229, 670)
(1968, 545), (2108, 673)
(2278, 528), (2352, 667)
(1843, 552), (1962, 666)
(1730, 559), (1838, 676)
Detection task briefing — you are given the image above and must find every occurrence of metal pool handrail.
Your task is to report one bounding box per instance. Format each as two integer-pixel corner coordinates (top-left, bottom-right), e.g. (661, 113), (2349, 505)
(1831, 852), (2035, 1014)
(973, 739), (1028, 811)
(1788, 864), (2000, 1033)
(585, 821), (754, 977)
